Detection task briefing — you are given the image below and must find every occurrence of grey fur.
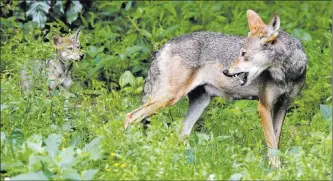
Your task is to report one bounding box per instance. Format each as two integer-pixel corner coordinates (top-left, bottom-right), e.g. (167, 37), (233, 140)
(168, 32), (245, 68)
(142, 32), (247, 102)
(142, 30), (306, 101)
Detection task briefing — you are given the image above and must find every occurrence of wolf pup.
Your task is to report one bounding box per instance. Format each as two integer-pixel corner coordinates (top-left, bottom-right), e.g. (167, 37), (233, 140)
(124, 10), (307, 168)
(20, 29), (84, 92)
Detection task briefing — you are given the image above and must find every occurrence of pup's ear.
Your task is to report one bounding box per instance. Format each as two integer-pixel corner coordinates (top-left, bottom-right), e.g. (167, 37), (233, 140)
(268, 13), (280, 32)
(73, 28), (81, 45)
(263, 13), (280, 42)
(52, 35), (61, 46)
(247, 10), (266, 35)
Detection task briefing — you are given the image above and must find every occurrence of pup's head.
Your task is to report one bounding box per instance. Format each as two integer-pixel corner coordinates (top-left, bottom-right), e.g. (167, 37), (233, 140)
(223, 10), (280, 86)
(52, 29), (84, 64)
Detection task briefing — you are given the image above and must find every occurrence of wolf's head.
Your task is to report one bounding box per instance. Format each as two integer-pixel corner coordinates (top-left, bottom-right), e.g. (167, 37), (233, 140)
(52, 29), (84, 64)
(223, 10), (281, 86)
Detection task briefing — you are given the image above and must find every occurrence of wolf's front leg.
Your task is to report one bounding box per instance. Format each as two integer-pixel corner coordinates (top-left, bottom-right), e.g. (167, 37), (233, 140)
(48, 75), (60, 91)
(62, 76), (73, 90)
(258, 100), (281, 168)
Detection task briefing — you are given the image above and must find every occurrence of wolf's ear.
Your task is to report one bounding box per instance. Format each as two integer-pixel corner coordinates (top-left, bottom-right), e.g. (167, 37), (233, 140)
(263, 13), (280, 43)
(268, 13), (280, 32)
(73, 28), (81, 45)
(52, 35), (61, 46)
(247, 10), (266, 35)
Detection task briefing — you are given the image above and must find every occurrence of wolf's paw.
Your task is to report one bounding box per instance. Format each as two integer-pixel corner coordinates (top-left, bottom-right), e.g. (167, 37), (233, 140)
(268, 149), (282, 169)
(123, 113), (132, 129)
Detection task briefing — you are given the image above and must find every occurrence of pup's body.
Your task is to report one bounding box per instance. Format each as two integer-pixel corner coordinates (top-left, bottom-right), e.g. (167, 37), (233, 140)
(124, 10), (307, 167)
(20, 29), (84, 92)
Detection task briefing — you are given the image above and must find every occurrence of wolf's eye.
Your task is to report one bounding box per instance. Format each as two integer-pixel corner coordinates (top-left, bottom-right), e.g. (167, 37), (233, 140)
(241, 52), (246, 56)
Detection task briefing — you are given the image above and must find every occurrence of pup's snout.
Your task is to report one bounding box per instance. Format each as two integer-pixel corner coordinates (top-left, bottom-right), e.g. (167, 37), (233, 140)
(223, 69), (232, 77)
(79, 54), (84, 60)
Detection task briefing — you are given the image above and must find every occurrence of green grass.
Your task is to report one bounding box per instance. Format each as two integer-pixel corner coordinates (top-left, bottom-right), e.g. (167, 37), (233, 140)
(1, 1), (332, 180)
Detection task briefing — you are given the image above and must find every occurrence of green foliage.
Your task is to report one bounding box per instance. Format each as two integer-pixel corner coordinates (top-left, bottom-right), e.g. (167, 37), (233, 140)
(25, 1), (83, 28)
(2, 130), (101, 180)
(1, 1), (332, 180)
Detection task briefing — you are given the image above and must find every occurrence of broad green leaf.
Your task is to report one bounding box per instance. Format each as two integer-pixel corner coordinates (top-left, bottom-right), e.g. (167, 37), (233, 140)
(229, 173), (243, 181)
(125, 1), (132, 11)
(87, 46), (104, 57)
(119, 71), (136, 88)
(26, 2), (50, 16)
(58, 146), (76, 168)
(66, 1), (82, 24)
(66, 1), (83, 24)
(26, 2), (50, 27)
(32, 10), (47, 28)
(81, 169), (99, 180)
(55, 0), (64, 14)
(10, 128), (24, 147)
(320, 104), (332, 129)
(82, 136), (103, 161)
(196, 133), (210, 144)
(44, 134), (61, 159)
(63, 169), (81, 180)
(184, 148), (195, 164)
(287, 146), (302, 155)
(320, 104), (332, 120)
(125, 45), (146, 55)
(28, 155), (53, 170)
(11, 171), (48, 180)
(27, 134), (44, 153)
(43, 167), (54, 180)
(87, 46), (97, 57)
(141, 29), (152, 38)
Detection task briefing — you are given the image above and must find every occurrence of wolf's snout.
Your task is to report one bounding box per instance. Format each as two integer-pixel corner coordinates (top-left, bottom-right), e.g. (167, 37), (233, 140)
(79, 54), (84, 60)
(223, 69), (233, 77)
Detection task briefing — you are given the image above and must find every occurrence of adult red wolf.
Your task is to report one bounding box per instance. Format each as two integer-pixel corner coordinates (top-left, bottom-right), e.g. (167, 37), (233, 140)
(124, 10), (307, 168)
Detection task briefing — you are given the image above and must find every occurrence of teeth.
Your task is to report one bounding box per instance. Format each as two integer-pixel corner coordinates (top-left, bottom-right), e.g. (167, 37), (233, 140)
(235, 74), (238, 78)
(240, 80), (244, 84)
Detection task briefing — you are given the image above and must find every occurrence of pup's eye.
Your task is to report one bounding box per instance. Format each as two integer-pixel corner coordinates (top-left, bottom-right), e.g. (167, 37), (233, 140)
(241, 52), (246, 56)
(68, 47), (73, 50)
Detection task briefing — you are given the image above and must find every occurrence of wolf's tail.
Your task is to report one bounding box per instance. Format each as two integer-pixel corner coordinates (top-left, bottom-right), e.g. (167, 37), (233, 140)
(141, 52), (161, 104)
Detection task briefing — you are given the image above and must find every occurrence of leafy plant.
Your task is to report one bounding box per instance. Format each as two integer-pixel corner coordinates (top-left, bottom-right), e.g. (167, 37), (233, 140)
(2, 130), (102, 180)
(26, 1), (83, 28)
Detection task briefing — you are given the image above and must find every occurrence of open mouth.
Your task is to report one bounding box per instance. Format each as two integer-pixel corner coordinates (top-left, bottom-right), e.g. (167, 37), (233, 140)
(230, 72), (249, 86)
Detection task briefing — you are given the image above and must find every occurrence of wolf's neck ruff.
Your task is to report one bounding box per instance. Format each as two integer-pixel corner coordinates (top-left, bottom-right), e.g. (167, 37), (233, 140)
(53, 54), (73, 76)
(266, 32), (307, 83)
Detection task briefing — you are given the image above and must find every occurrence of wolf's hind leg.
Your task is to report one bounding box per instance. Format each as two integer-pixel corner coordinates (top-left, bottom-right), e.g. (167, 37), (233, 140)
(181, 86), (211, 137)
(124, 53), (200, 128)
(124, 74), (198, 128)
(124, 95), (183, 129)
